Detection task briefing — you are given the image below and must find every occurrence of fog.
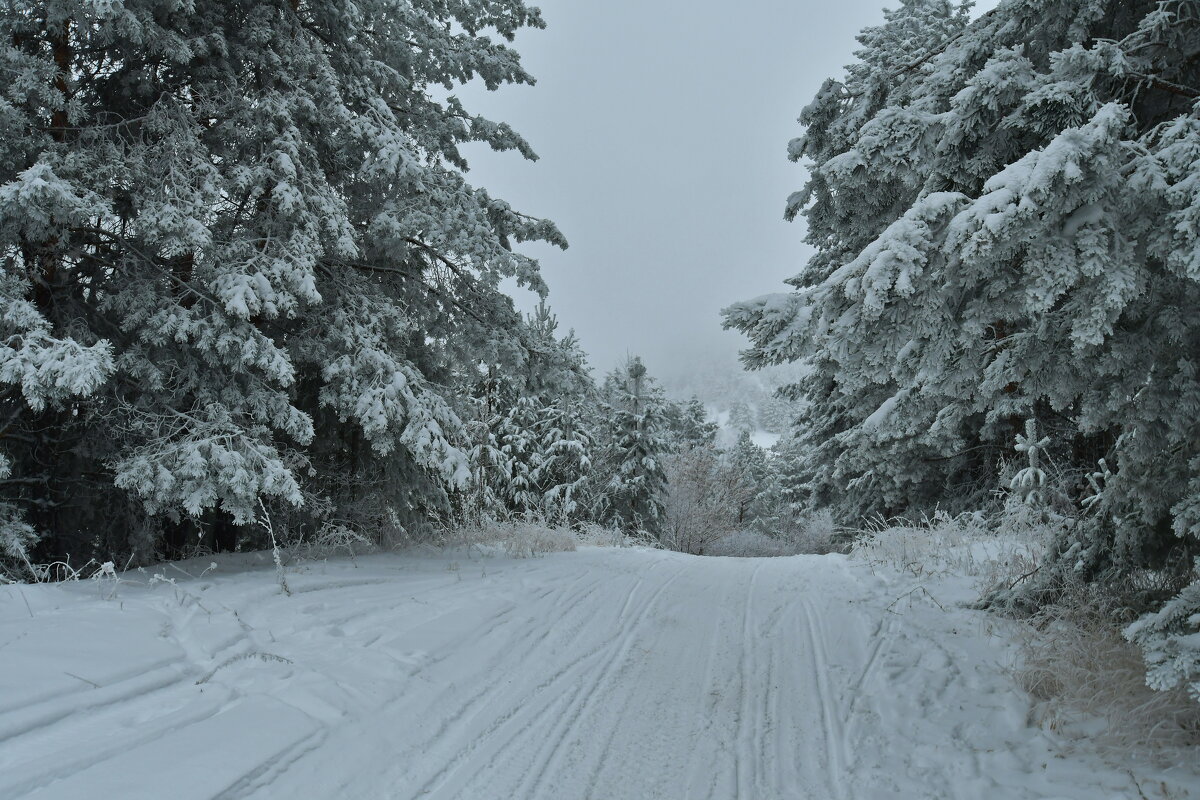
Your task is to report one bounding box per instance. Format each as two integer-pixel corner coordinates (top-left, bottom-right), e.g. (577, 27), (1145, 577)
(457, 1), (977, 380)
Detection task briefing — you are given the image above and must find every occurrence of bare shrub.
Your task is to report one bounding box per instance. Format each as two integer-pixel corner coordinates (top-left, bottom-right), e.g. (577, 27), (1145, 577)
(707, 512), (842, 557)
(1018, 577), (1200, 759)
(706, 530), (788, 557)
(446, 518), (577, 558)
(776, 508), (842, 555)
(501, 522), (576, 559)
(659, 445), (752, 555)
(302, 521), (375, 564)
(848, 510), (1200, 756)
(573, 523), (660, 549)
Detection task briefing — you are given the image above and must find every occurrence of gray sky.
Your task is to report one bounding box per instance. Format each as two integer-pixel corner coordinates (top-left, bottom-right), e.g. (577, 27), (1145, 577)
(457, 0), (908, 379)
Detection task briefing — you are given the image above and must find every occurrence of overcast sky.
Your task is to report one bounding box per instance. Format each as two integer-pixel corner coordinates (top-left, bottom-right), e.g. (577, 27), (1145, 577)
(457, 1), (919, 379)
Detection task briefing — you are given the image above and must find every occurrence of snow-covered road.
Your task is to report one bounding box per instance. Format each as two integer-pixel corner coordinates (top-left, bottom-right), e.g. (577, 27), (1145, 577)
(0, 547), (1191, 798)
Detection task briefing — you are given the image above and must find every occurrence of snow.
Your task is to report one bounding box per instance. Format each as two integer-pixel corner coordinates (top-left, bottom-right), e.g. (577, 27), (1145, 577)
(710, 408), (779, 450)
(1, 547), (1196, 799)
(862, 389), (904, 431)
(750, 430), (780, 449)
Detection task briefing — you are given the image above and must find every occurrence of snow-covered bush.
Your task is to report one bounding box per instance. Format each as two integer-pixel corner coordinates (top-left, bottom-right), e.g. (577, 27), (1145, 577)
(776, 508), (842, 555)
(706, 511), (842, 557)
(708, 530), (795, 558)
(852, 510), (1044, 591)
(306, 522), (375, 561)
(500, 523), (577, 559)
(706, 530), (781, 557)
(572, 522), (659, 549)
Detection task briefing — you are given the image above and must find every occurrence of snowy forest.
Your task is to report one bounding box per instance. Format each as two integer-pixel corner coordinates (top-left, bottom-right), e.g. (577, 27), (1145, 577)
(2, 0), (1200, 797)
(0, 0), (763, 561)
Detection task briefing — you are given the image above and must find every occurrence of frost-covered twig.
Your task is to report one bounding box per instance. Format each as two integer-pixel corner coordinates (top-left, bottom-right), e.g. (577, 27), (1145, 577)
(886, 585), (946, 614)
(260, 500), (291, 597)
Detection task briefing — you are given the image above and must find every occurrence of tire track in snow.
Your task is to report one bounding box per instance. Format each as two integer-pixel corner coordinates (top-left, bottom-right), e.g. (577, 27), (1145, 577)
(0, 599), (258, 795)
(282, 578), (512, 640)
(800, 596), (849, 800)
(542, 562), (692, 798)
(758, 590), (787, 797)
(409, 565), (662, 798)
(398, 570), (604, 727)
(681, 574), (740, 800)
(735, 560), (767, 799)
(445, 560), (688, 800)
(273, 566), (608, 800)
(224, 721), (329, 798)
(305, 571), (607, 798)
(0, 683), (228, 798)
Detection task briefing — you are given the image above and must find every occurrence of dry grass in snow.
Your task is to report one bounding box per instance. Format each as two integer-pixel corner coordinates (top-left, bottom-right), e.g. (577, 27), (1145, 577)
(849, 509), (1200, 771)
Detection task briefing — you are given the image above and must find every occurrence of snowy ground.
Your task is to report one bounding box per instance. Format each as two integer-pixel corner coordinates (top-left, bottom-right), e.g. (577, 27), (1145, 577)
(1, 545), (1196, 799)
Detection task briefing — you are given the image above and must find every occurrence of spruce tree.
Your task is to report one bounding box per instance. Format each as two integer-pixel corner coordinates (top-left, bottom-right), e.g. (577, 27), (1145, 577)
(464, 369), (515, 524)
(460, 303), (597, 524)
(497, 394), (543, 516)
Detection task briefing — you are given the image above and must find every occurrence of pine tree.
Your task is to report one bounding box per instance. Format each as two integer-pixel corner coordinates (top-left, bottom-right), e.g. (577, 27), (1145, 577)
(728, 431), (772, 529)
(664, 397), (719, 450)
(727, 401), (757, 435)
(0, 0), (561, 559)
(594, 357), (670, 535)
(724, 0), (1200, 697)
(522, 301), (593, 401)
(534, 395), (594, 523)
